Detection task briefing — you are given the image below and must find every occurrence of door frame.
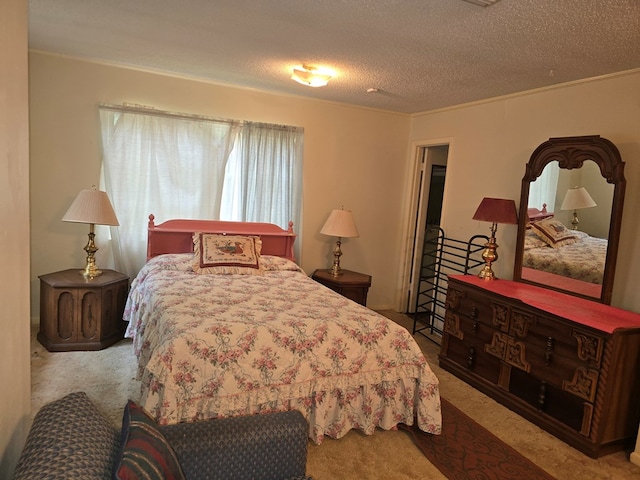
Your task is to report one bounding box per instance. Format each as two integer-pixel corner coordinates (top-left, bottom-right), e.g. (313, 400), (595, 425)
(397, 138), (453, 312)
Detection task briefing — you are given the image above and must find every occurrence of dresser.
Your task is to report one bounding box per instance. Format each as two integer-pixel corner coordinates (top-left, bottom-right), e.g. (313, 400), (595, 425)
(440, 274), (640, 458)
(311, 269), (371, 306)
(38, 269), (129, 351)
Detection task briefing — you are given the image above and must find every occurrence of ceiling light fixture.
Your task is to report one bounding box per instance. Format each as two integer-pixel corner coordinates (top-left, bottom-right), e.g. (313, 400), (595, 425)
(291, 64), (332, 87)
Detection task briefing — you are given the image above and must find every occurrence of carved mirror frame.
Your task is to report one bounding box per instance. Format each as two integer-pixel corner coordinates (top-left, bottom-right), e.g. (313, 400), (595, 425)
(513, 135), (626, 304)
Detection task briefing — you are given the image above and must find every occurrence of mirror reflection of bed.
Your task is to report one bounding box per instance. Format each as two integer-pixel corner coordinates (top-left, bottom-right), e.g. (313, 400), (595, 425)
(522, 203), (607, 298)
(521, 158), (615, 299)
(514, 135), (625, 303)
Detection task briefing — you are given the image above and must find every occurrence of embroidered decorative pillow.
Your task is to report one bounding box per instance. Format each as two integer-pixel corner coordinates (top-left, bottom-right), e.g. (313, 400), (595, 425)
(530, 218), (577, 249)
(114, 400), (185, 480)
(192, 232), (263, 274)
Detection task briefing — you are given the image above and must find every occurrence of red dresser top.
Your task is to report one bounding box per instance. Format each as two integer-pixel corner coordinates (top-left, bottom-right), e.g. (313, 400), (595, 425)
(450, 275), (640, 334)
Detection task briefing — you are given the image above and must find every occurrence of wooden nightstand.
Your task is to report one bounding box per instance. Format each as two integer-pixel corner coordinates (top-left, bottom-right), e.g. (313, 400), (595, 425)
(312, 269), (371, 306)
(38, 269), (129, 352)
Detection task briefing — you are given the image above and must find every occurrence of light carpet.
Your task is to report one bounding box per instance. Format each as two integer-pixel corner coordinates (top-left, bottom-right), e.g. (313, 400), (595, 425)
(30, 312), (640, 480)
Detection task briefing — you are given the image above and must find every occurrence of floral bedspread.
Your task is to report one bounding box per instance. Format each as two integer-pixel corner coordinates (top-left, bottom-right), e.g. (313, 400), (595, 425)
(124, 254), (442, 443)
(523, 230), (606, 284)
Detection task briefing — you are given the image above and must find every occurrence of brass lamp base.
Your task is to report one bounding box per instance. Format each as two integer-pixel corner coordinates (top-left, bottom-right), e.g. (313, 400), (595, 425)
(570, 210), (580, 230)
(329, 238), (343, 277)
(80, 260), (103, 280)
(79, 224), (103, 280)
(478, 223), (499, 280)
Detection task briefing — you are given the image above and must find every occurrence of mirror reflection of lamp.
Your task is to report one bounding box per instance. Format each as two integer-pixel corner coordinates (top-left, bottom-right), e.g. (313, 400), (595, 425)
(560, 186), (596, 230)
(472, 197), (518, 280)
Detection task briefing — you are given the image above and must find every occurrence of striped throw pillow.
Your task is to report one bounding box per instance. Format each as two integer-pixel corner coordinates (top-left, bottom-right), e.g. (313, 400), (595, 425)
(114, 400), (185, 480)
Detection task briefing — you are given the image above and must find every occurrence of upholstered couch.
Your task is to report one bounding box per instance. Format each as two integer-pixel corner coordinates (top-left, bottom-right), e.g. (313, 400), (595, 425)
(13, 392), (311, 480)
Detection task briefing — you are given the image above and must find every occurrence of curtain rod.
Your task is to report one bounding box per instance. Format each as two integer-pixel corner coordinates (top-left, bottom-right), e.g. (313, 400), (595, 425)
(99, 103), (302, 132)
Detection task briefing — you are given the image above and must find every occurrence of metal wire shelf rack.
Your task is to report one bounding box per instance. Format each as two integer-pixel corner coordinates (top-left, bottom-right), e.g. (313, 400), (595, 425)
(411, 226), (488, 345)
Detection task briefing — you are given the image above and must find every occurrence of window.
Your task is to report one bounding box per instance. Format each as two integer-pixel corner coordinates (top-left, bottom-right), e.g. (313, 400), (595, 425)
(528, 161), (559, 212)
(99, 105), (303, 278)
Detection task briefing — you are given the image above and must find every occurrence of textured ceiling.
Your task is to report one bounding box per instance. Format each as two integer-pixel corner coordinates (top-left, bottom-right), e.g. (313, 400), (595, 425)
(28, 0), (640, 114)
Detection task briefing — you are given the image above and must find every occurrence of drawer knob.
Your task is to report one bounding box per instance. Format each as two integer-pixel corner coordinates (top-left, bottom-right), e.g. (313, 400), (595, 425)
(538, 381), (547, 411)
(470, 306), (478, 319)
(544, 337), (554, 366)
(466, 346), (475, 369)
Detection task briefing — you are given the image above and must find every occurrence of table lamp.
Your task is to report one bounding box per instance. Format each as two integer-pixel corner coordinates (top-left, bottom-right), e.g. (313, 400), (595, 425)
(560, 186), (596, 230)
(62, 186), (119, 279)
(320, 208), (359, 277)
(472, 197), (518, 280)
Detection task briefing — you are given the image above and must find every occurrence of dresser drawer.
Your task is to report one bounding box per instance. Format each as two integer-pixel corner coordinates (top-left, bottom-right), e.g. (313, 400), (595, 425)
(519, 340), (600, 402)
(509, 368), (587, 434)
(443, 332), (502, 385)
(526, 315), (605, 368)
(446, 285), (493, 325)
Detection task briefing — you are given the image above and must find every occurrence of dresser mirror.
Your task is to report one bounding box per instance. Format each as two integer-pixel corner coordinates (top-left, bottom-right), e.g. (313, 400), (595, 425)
(513, 135), (626, 304)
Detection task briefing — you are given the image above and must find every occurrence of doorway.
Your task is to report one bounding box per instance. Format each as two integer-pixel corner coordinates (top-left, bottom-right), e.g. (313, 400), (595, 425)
(404, 144), (448, 313)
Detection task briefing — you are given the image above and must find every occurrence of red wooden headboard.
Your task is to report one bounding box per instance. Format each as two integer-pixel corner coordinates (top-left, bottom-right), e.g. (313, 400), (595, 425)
(146, 214), (297, 262)
(527, 203), (554, 222)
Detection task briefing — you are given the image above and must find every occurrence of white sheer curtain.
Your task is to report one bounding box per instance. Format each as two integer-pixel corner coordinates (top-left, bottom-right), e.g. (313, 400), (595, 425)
(99, 106), (240, 277)
(99, 105), (303, 279)
(221, 122), (303, 235)
(529, 161), (560, 212)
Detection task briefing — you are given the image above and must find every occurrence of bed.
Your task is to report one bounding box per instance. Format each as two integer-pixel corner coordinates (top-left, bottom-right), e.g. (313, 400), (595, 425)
(124, 215), (442, 444)
(523, 209), (607, 285)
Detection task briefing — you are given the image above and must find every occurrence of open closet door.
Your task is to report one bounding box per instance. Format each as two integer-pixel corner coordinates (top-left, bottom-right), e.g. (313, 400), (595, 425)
(405, 145), (448, 313)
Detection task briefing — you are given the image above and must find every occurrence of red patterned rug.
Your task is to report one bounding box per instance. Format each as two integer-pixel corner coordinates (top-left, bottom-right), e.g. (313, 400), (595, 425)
(400, 398), (556, 480)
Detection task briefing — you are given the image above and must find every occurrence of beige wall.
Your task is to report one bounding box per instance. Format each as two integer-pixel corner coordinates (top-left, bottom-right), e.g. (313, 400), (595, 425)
(29, 52), (411, 318)
(1, 0), (31, 476)
(406, 70), (640, 313)
(29, 53), (640, 322)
